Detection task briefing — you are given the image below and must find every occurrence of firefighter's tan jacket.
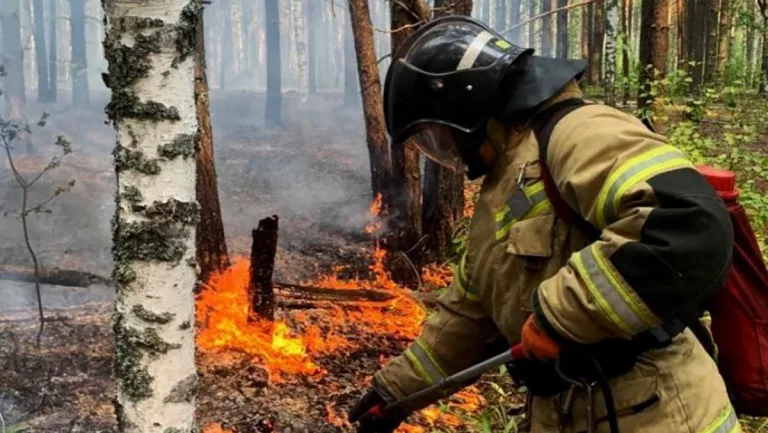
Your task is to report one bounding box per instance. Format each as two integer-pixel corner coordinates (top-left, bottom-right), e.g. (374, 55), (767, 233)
(375, 82), (740, 433)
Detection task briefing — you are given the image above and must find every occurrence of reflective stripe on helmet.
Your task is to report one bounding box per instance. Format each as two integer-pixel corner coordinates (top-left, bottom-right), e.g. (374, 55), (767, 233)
(457, 31), (495, 71)
(572, 244), (660, 337)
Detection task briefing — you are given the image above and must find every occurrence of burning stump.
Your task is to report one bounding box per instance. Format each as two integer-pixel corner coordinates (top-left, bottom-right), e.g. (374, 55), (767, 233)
(249, 216), (279, 321)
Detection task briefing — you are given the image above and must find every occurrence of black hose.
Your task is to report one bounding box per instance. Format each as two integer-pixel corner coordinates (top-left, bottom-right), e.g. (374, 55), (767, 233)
(589, 355), (620, 433)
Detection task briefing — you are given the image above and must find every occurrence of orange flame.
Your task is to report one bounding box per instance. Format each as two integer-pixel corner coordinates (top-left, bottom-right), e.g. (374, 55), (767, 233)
(326, 403), (350, 427)
(196, 195), (426, 381)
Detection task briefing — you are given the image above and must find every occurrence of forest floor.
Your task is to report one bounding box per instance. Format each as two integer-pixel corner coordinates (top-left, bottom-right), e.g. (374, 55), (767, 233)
(1, 89), (768, 433)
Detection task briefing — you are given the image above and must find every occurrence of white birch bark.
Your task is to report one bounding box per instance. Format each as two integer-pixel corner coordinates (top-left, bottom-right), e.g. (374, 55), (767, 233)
(103, 0), (200, 431)
(604, 0), (619, 106)
(290, 0), (309, 100)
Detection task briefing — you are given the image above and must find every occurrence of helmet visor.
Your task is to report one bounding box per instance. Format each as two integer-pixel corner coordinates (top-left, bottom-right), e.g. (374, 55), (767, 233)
(406, 123), (463, 171)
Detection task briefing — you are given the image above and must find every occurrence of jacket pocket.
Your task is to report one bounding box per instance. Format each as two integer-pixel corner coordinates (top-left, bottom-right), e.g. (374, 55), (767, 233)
(504, 214), (557, 312)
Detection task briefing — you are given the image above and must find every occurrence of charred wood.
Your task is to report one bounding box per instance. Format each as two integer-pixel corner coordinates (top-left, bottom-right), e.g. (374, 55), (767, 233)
(250, 216), (279, 321)
(0, 265), (111, 288)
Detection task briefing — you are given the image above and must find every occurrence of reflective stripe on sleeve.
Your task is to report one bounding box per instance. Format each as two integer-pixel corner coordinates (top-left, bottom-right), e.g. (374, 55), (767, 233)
(455, 253), (480, 301)
(699, 405), (740, 433)
(404, 339), (447, 385)
(572, 244), (660, 337)
(596, 145), (693, 227)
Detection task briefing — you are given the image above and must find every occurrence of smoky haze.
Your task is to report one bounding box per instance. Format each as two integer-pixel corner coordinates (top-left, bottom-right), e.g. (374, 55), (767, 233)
(0, 0), (400, 317)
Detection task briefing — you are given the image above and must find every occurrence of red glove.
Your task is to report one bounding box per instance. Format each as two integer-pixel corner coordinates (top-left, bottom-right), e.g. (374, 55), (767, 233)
(521, 315), (561, 360)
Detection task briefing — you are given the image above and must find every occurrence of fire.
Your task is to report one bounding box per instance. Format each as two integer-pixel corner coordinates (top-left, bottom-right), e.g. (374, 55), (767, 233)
(202, 423), (233, 433)
(326, 403), (350, 427)
(421, 263), (452, 288)
(196, 194), (426, 381)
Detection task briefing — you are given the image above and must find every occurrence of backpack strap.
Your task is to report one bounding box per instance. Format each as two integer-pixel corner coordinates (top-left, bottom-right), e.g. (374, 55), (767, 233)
(529, 98), (602, 242)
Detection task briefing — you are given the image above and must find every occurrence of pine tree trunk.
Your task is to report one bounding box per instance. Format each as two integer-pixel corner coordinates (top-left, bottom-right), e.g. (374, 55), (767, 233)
(389, 0), (428, 283)
(591, 0), (605, 84)
(704, 0), (719, 85)
(347, 0), (393, 201)
(103, 1), (200, 431)
(716, 0), (729, 86)
(195, 5), (229, 286)
(33, 0), (50, 101)
(483, 0), (491, 23)
(1, 0), (26, 118)
(219, 0), (232, 90)
(677, 0), (686, 69)
(622, 0), (632, 104)
(529, 0), (537, 48)
(746, 0), (756, 88)
(762, 14), (768, 96)
(48, 0), (57, 101)
(542, 0), (554, 56)
(605, 0), (619, 105)
(343, 12), (358, 107)
(306, 0), (317, 94)
(241, 0), (253, 76)
(638, 0), (670, 110)
(497, 0), (507, 31)
(265, 0), (282, 126)
(423, 0), (468, 263)
(510, 0), (522, 44)
(582, 1), (591, 59)
(692, 0), (706, 88)
(291, 0), (308, 101)
(71, 0), (89, 107)
(556, 0), (568, 58)
(586, 1), (596, 83)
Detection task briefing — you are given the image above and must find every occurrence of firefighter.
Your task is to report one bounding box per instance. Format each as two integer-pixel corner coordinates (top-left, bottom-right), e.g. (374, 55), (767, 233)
(349, 16), (739, 433)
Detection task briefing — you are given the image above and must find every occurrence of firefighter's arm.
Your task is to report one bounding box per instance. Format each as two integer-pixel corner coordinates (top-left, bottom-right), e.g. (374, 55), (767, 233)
(374, 268), (498, 412)
(532, 105), (733, 344)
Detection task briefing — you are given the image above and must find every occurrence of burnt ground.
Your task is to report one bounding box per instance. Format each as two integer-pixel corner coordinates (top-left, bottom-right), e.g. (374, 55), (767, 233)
(0, 91), (488, 433)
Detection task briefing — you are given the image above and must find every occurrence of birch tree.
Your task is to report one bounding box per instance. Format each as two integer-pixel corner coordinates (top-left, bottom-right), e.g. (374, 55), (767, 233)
(290, 0), (308, 100)
(605, 0), (619, 105)
(103, 0), (201, 431)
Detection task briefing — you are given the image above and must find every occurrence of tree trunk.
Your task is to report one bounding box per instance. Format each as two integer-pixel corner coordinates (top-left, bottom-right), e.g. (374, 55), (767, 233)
(306, 0), (317, 94)
(389, 0), (428, 283)
(497, 0), (507, 31)
(556, 0), (569, 58)
(348, 0), (393, 202)
(219, 0), (232, 90)
(195, 5), (229, 286)
(483, 0), (491, 23)
(638, 0), (670, 111)
(48, 0), (57, 101)
(605, 0), (619, 105)
(716, 0), (729, 86)
(33, 0), (50, 102)
(510, 0), (522, 44)
(586, 1), (595, 83)
(762, 14), (768, 97)
(677, 0), (685, 69)
(1, 0), (26, 118)
(71, 0), (89, 107)
(542, 0), (554, 56)
(103, 0), (200, 431)
(746, 0), (756, 88)
(241, 0), (253, 77)
(249, 216), (278, 320)
(529, 0), (537, 48)
(265, 0), (282, 126)
(704, 0), (718, 85)
(591, 0), (605, 84)
(423, 0), (468, 263)
(622, 0), (632, 104)
(582, 1), (591, 59)
(290, 0), (308, 101)
(343, 12), (358, 107)
(692, 0), (705, 88)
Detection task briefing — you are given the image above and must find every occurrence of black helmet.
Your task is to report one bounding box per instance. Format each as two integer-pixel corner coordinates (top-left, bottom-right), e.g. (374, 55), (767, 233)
(384, 16), (587, 171)
(383, 16), (531, 170)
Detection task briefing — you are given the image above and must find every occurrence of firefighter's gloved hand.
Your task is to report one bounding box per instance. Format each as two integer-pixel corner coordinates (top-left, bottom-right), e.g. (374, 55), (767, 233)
(521, 315), (561, 360)
(349, 388), (409, 433)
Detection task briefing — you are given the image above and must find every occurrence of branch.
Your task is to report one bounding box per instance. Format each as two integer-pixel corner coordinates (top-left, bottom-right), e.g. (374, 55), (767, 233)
(0, 265), (112, 288)
(501, 0), (596, 34)
(375, 21), (426, 34)
(389, 0), (430, 23)
(378, 53), (393, 64)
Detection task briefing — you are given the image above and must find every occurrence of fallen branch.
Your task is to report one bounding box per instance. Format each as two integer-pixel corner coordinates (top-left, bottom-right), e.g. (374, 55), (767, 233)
(0, 265), (111, 288)
(501, 0), (595, 34)
(274, 281), (397, 303)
